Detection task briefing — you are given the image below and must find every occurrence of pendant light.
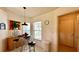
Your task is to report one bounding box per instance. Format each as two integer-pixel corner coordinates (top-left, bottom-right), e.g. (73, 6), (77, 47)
(22, 7), (28, 25)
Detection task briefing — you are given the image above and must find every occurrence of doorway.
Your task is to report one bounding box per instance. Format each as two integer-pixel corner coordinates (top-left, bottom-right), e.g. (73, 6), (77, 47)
(58, 12), (77, 52)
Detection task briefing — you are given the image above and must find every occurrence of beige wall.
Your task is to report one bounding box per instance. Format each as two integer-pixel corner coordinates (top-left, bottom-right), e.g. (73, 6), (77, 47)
(32, 7), (79, 52)
(0, 9), (8, 51)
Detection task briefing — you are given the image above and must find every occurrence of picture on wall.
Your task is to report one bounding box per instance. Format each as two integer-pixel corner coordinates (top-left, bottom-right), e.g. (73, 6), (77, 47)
(9, 20), (20, 30)
(0, 23), (6, 30)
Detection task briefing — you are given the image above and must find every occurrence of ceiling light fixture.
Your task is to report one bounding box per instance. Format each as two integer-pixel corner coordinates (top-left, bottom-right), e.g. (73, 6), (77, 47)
(22, 7), (28, 25)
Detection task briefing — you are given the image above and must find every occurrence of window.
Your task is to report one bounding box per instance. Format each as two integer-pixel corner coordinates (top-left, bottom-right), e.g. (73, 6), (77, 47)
(22, 23), (30, 36)
(33, 22), (42, 40)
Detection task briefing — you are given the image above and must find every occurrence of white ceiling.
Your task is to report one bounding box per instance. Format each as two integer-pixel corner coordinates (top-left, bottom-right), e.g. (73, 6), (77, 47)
(1, 7), (58, 17)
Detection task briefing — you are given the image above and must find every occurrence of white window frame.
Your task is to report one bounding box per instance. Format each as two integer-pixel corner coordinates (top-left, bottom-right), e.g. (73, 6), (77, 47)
(33, 21), (42, 40)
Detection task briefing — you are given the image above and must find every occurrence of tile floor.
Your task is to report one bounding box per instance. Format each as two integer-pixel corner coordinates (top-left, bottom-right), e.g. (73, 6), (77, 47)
(11, 43), (77, 52)
(11, 44), (44, 52)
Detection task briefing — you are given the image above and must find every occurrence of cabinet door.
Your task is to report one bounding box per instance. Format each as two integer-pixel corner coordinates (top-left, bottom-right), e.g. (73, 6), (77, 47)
(7, 37), (14, 51)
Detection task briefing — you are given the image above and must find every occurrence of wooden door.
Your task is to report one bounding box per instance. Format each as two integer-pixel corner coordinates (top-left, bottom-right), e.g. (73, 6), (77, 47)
(59, 13), (75, 47)
(75, 14), (79, 51)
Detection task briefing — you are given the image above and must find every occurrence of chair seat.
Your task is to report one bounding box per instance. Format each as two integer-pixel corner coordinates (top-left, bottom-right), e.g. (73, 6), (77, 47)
(28, 42), (36, 47)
